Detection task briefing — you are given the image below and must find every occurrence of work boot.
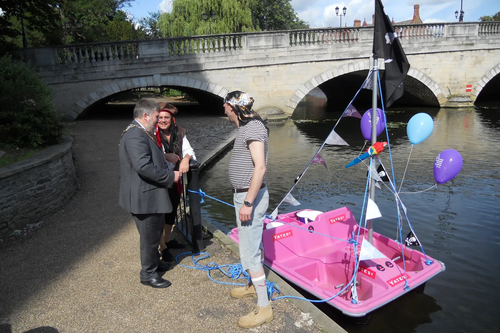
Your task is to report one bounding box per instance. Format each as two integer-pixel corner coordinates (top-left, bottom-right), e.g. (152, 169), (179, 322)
(230, 284), (256, 298)
(237, 305), (273, 328)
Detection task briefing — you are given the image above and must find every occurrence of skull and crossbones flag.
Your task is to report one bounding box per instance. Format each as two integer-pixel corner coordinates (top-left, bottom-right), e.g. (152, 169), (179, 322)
(405, 231), (421, 247)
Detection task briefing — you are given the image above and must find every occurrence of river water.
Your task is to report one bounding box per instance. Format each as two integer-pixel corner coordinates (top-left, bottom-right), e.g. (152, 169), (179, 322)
(199, 91), (500, 333)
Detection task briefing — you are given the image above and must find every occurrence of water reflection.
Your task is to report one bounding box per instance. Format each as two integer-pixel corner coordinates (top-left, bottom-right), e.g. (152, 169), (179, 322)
(199, 91), (500, 333)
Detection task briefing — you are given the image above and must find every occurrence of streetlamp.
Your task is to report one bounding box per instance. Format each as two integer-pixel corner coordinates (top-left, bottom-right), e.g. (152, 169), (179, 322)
(454, 0), (464, 22)
(335, 6), (347, 28)
(202, 10), (217, 35)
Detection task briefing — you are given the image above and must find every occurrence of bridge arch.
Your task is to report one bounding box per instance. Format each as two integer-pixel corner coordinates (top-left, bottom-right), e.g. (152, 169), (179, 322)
(289, 61), (445, 112)
(72, 75), (230, 118)
(474, 63), (500, 98)
(288, 60), (372, 112)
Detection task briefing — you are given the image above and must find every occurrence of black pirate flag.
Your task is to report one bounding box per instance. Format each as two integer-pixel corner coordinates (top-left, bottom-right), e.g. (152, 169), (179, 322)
(405, 231), (421, 247)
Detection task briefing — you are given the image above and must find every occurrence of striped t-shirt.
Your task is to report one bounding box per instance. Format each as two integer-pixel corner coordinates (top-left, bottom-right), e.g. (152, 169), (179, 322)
(229, 120), (269, 190)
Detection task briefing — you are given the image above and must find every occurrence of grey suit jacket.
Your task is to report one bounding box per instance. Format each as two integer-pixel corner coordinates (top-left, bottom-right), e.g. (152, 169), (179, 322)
(119, 121), (175, 214)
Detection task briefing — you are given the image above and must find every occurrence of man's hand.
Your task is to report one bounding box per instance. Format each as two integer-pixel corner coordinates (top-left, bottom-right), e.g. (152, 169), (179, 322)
(239, 205), (253, 222)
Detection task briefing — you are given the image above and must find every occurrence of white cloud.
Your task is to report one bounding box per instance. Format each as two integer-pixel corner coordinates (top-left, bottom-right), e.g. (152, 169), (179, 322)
(159, 0), (173, 13)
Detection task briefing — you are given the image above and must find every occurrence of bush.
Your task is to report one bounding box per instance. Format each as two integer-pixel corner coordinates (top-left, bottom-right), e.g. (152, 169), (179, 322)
(0, 54), (64, 148)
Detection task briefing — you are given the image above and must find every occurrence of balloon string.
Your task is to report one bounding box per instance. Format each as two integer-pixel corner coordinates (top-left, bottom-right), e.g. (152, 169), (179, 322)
(398, 144), (413, 194)
(399, 184), (437, 194)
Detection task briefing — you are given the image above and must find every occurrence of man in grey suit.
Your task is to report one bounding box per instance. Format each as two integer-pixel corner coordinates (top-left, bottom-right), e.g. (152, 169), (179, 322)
(119, 99), (180, 288)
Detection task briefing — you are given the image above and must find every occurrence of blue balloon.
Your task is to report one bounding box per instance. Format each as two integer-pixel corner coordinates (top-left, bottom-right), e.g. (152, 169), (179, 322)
(407, 113), (434, 145)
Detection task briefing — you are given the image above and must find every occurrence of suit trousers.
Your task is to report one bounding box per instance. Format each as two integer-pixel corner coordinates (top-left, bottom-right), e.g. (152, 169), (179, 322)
(132, 213), (165, 281)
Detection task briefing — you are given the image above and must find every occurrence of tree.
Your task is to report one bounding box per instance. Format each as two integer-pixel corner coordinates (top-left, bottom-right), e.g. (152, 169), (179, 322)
(138, 11), (163, 39)
(253, 0), (309, 31)
(479, 12), (500, 22)
(0, 0), (60, 52)
(57, 0), (136, 43)
(105, 10), (139, 41)
(157, 0), (308, 38)
(0, 0), (137, 52)
(0, 54), (63, 148)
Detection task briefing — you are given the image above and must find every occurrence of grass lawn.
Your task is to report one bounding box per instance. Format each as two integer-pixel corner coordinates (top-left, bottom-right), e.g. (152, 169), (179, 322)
(0, 145), (40, 168)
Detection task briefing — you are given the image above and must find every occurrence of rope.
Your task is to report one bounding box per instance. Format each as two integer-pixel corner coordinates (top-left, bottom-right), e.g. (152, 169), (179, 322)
(187, 189), (235, 208)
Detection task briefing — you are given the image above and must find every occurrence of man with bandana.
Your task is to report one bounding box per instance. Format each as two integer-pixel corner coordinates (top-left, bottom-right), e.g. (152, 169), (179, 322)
(223, 91), (272, 328)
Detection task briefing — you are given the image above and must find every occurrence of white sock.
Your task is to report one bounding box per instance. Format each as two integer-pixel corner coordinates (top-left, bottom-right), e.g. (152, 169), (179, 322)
(251, 275), (270, 307)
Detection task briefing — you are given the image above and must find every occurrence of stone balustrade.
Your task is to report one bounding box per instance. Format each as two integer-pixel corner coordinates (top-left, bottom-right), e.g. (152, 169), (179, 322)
(24, 22), (499, 68)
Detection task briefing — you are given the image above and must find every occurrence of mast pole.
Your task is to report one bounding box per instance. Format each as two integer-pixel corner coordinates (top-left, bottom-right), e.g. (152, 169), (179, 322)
(368, 57), (379, 243)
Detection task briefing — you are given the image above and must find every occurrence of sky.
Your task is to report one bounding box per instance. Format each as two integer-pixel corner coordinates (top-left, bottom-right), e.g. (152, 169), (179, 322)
(125, 0), (499, 28)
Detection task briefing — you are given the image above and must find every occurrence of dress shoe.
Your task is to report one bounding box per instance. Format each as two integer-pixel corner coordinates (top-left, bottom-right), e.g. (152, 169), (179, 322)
(166, 239), (186, 249)
(162, 249), (175, 262)
(140, 277), (172, 288)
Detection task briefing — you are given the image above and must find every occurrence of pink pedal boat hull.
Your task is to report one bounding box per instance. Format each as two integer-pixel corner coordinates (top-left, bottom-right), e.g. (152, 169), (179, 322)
(229, 206), (445, 317)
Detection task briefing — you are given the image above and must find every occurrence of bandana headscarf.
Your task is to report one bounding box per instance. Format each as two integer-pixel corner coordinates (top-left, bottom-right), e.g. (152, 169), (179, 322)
(224, 90), (268, 133)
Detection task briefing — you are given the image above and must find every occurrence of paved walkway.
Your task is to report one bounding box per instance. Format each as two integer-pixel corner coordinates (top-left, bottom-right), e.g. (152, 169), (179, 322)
(0, 104), (345, 333)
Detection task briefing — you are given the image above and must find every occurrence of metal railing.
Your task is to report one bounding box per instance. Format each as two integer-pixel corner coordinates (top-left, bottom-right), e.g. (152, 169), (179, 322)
(175, 160), (204, 253)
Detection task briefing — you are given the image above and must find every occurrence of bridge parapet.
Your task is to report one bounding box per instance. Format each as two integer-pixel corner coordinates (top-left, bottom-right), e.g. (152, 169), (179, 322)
(24, 22), (499, 69)
(20, 22), (500, 119)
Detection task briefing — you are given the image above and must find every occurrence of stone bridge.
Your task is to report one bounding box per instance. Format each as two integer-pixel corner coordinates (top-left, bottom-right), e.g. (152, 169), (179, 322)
(24, 22), (500, 120)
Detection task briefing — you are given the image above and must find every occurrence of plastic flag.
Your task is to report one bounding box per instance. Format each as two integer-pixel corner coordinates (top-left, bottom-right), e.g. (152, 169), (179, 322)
(344, 105), (362, 119)
(405, 231), (421, 247)
(270, 208), (278, 219)
(312, 154), (328, 169)
(359, 239), (387, 261)
(325, 130), (349, 146)
(283, 193), (301, 206)
(377, 164), (390, 182)
(366, 198), (382, 220)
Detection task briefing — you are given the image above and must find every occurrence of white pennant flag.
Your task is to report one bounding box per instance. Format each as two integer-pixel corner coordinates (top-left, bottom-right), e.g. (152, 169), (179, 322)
(370, 163), (382, 182)
(325, 130), (349, 146)
(366, 198), (382, 220)
(270, 208), (278, 219)
(359, 239), (387, 261)
(283, 193), (301, 206)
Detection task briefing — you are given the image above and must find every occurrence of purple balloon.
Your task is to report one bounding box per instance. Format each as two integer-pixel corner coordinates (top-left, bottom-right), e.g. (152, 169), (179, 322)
(361, 108), (385, 141)
(434, 149), (463, 184)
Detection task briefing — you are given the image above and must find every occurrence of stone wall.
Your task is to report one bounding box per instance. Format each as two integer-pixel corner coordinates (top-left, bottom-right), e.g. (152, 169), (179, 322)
(0, 136), (77, 239)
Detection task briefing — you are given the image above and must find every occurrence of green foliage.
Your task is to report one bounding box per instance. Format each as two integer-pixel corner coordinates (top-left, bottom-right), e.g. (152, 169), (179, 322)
(0, 0), (60, 53)
(0, 55), (64, 148)
(58, 0), (136, 44)
(253, 0), (309, 30)
(479, 12), (500, 22)
(138, 11), (164, 39)
(157, 0), (307, 37)
(0, 0), (137, 51)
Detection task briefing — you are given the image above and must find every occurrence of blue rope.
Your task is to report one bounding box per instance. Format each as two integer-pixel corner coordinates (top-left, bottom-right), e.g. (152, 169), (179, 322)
(188, 188), (235, 208)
